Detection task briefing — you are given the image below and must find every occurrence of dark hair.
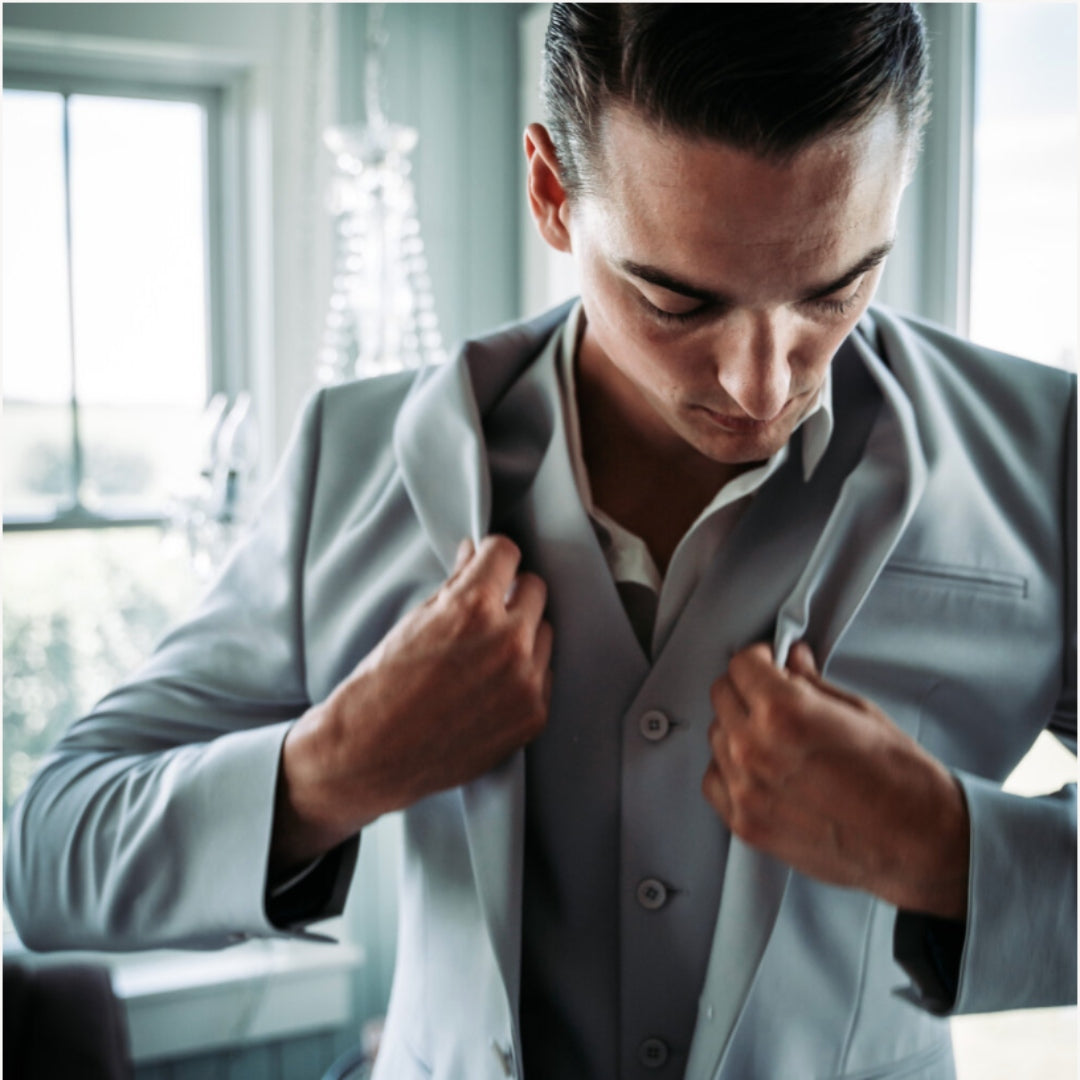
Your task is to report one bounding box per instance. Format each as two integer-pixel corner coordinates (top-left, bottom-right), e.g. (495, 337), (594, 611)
(541, 3), (930, 196)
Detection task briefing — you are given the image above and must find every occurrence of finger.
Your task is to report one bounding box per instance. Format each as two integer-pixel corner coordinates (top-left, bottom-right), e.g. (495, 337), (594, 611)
(533, 619), (554, 672)
(785, 641), (870, 712)
(541, 666), (554, 710)
(727, 642), (785, 701)
(710, 673), (750, 725)
(786, 641), (818, 678)
(707, 716), (729, 772)
(507, 571), (548, 625)
(702, 760), (732, 819)
(455, 534), (522, 600)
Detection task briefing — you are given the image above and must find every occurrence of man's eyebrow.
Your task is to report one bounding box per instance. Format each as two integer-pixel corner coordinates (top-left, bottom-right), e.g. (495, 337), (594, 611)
(616, 240), (895, 306)
(616, 259), (724, 304)
(797, 241), (894, 301)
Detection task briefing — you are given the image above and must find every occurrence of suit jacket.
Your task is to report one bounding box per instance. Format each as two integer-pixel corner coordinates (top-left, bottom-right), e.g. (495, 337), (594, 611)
(5, 302), (1076, 1080)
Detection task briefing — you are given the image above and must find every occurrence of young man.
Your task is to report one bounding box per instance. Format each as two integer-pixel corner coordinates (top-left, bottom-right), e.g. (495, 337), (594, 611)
(7, 6), (1075, 1079)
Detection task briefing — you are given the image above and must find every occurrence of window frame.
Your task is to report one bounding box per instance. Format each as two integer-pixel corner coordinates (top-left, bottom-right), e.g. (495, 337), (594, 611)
(2, 69), (227, 532)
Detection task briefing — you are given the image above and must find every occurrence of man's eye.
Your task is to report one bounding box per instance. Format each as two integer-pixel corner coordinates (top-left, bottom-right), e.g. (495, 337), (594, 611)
(638, 294), (707, 325)
(805, 283), (864, 317)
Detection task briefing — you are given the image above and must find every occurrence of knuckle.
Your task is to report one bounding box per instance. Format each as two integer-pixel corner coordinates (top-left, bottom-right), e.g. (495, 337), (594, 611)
(508, 621), (535, 663)
(458, 586), (500, 628)
(726, 727), (759, 776)
(754, 695), (789, 740)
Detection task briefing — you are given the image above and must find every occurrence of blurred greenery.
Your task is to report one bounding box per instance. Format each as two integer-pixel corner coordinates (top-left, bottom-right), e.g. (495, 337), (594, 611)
(2, 527), (201, 827)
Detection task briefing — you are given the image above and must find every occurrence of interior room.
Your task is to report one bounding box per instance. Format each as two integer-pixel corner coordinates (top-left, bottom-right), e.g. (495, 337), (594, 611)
(3, 4), (1076, 1078)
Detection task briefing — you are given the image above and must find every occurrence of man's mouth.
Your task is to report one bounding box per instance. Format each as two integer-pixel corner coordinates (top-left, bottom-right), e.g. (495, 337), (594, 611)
(696, 401), (792, 433)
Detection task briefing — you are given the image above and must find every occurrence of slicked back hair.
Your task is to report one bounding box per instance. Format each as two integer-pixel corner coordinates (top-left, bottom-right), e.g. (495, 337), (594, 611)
(541, 3), (930, 197)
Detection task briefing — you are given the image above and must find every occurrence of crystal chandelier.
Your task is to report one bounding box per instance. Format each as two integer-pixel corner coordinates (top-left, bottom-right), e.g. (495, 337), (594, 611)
(318, 5), (445, 383)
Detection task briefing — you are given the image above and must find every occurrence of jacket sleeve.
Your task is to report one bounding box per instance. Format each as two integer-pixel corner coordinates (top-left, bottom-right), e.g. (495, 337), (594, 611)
(5, 388), (357, 952)
(896, 376), (1078, 1015)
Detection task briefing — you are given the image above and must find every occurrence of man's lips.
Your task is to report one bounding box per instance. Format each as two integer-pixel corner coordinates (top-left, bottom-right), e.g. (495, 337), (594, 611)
(696, 403), (787, 433)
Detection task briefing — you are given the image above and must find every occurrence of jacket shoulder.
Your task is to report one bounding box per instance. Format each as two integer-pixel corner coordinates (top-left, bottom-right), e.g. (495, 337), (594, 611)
(863, 305), (1075, 400)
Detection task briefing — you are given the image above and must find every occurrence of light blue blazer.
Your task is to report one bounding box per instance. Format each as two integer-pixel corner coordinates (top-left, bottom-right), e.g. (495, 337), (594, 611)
(6, 303), (1076, 1080)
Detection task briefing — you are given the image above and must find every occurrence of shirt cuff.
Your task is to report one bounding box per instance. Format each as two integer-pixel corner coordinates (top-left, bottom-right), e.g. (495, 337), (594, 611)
(265, 844), (349, 931)
(893, 910), (967, 1014)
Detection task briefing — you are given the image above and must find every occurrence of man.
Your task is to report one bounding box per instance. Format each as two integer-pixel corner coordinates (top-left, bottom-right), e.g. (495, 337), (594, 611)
(6, 5), (1075, 1079)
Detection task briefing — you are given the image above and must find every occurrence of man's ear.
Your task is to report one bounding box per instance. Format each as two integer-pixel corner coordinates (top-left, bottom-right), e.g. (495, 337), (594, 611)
(524, 123), (573, 254)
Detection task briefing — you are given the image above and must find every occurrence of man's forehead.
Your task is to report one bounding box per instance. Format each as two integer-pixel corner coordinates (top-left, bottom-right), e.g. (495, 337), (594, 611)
(587, 106), (906, 266)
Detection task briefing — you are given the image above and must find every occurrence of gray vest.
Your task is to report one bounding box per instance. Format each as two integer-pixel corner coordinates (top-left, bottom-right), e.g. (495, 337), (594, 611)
(489, 339), (883, 1079)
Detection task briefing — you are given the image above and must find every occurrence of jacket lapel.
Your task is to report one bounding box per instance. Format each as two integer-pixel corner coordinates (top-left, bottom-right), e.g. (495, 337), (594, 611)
(393, 302), (573, 571)
(392, 303), (573, 1020)
(772, 327), (929, 668)
(686, 324), (929, 1080)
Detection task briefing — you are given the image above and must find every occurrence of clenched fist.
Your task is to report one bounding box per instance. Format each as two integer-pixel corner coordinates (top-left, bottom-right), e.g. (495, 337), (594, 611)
(703, 641), (970, 919)
(273, 535), (553, 874)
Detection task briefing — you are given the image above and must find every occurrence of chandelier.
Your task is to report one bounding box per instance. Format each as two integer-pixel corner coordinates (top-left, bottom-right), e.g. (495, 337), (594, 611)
(318, 5), (445, 383)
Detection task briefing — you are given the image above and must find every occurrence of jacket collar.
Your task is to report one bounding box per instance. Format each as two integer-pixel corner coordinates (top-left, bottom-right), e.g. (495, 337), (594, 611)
(392, 302), (573, 571)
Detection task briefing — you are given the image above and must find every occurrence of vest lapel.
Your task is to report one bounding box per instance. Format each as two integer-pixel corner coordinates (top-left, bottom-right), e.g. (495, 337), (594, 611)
(686, 334), (928, 1080)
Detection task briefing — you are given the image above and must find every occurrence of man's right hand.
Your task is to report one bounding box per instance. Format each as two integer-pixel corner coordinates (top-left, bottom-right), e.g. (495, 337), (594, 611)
(271, 535), (553, 876)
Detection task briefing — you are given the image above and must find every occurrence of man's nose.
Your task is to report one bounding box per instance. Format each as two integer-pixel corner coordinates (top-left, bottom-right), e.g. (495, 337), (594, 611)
(714, 310), (794, 421)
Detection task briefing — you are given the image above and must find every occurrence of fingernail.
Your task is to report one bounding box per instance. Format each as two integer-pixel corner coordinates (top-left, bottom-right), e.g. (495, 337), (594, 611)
(455, 538), (473, 568)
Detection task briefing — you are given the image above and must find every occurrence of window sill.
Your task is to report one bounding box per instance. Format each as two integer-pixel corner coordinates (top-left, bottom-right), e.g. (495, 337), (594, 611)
(4, 921), (364, 1066)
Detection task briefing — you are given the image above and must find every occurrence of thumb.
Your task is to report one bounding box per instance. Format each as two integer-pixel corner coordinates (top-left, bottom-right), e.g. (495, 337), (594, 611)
(786, 640), (819, 679)
(787, 641), (873, 713)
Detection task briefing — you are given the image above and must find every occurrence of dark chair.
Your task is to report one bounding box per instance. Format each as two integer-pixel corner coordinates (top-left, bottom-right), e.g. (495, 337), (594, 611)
(3, 958), (133, 1080)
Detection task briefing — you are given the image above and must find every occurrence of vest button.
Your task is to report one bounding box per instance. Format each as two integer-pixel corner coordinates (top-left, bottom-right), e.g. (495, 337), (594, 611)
(639, 709), (671, 741)
(636, 877), (669, 911)
(638, 1037), (669, 1068)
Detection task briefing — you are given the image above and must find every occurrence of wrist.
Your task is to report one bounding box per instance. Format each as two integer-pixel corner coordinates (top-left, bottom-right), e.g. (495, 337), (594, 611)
(887, 767), (970, 920)
(270, 700), (369, 879)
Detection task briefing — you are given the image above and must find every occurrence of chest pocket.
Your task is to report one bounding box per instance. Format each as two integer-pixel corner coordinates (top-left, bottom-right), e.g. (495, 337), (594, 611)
(828, 557), (1056, 780)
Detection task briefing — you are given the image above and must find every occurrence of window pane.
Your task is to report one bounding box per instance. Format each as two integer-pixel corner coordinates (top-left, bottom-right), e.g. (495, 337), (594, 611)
(67, 94), (210, 506)
(2, 527), (202, 827)
(970, 3), (1078, 370)
(2, 90), (76, 515)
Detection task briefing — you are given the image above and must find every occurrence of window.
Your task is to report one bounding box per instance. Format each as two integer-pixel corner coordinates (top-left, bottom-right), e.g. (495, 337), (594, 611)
(969, 2), (1077, 371)
(2, 79), (223, 832)
(2, 22), (362, 1064)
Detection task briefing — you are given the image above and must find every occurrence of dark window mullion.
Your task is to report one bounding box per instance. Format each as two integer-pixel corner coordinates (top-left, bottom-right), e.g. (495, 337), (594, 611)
(60, 91), (85, 512)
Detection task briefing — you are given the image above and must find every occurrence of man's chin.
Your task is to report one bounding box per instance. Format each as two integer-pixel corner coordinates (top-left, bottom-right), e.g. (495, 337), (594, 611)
(685, 410), (796, 466)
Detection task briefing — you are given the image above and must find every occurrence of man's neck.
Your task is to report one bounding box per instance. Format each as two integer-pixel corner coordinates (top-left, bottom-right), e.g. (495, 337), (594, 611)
(574, 338), (752, 575)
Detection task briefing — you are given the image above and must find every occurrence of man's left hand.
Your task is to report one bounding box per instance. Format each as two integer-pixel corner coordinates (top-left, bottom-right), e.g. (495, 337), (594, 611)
(703, 641), (970, 919)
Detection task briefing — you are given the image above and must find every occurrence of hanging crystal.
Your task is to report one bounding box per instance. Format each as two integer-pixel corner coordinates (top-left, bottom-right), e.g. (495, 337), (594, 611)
(318, 5), (445, 383)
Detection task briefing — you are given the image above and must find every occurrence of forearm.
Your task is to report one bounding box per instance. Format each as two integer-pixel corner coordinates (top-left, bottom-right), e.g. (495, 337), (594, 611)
(7, 722), (294, 952)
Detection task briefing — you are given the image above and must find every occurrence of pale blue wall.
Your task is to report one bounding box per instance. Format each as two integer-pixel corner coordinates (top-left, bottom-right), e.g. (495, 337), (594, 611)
(338, 3), (525, 352)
